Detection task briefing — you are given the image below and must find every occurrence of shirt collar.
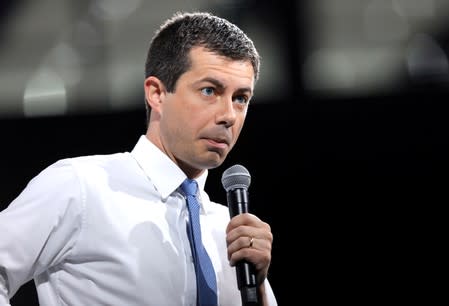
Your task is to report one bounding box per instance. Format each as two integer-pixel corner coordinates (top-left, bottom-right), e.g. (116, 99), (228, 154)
(130, 135), (208, 201)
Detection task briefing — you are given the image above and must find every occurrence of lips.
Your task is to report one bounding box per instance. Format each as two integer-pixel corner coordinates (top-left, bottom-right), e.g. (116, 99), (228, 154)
(201, 133), (231, 150)
(200, 128), (232, 149)
(209, 137), (230, 146)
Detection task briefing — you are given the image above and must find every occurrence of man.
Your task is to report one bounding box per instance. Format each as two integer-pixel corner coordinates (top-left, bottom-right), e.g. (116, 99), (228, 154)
(0, 11), (277, 305)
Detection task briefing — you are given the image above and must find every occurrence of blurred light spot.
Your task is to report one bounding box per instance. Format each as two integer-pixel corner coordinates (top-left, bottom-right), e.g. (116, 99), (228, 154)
(303, 49), (356, 91)
(364, 0), (409, 42)
(47, 43), (82, 86)
(23, 68), (67, 117)
(393, 0), (435, 18)
(108, 61), (140, 110)
(303, 47), (404, 96)
(90, 0), (143, 21)
(74, 20), (102, 47)
(240, 16), (290, 102)
(406, 33), (449, 82)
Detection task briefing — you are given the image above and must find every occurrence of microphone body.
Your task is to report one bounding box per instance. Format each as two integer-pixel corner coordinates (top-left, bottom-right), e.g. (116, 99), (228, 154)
(222, 165), (259, 306)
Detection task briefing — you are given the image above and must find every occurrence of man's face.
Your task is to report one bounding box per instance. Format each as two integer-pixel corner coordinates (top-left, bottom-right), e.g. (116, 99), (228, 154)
(156, 46), (255, 177)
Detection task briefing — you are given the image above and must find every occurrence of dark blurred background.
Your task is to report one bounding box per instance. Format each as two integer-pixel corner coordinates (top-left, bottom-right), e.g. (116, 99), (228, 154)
(1, 0), (448, 305)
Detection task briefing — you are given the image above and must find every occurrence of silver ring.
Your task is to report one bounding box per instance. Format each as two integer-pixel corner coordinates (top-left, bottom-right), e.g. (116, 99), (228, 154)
(249, 237), (254, 248)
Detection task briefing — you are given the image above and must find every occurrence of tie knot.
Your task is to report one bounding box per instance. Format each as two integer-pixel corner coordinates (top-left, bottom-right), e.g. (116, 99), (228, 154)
(181, 179), (198, 197)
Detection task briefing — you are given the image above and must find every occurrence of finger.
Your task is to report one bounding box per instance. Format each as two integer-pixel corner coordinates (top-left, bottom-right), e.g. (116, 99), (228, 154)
(228, 239), (272, 284)
(226, 213), (263, 233)
(227, 234), (272, 262)
(226, 224), (272, 248)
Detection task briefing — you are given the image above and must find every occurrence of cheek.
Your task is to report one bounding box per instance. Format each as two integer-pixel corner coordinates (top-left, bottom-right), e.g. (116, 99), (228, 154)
(231, 121), (245, 141)
(172, 110), (199, 140)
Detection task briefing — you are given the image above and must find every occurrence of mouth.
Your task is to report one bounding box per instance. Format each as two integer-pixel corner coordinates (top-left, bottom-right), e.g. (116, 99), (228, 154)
(202, 137), (230, 150)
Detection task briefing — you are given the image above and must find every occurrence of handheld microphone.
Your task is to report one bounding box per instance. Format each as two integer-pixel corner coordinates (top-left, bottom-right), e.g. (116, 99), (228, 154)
(221, 164), (258, 306)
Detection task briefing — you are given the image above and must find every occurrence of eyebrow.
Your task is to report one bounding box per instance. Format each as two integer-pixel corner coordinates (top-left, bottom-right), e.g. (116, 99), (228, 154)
(196, 77), (253, 95)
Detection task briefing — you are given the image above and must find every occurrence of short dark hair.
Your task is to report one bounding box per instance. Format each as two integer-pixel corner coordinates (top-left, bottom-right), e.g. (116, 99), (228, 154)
(144, 11), (260, 120)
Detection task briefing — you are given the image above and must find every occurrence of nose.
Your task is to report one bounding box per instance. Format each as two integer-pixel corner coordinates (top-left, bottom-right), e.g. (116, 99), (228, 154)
(216, 96), (237, 128)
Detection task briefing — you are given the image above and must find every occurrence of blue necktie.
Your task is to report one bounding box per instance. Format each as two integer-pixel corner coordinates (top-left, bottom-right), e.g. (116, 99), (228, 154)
(181, 179), (218, 306)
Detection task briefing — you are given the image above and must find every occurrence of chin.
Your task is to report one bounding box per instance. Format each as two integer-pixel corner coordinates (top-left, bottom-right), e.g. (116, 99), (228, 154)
(202, 158), (223, 169)
(203, 155), (226, 169)
(193, 149), (227, 170)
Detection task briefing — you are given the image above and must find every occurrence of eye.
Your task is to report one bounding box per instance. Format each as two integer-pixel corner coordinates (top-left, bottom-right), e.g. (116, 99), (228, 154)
(200, 87), (215, 96)
(233, 95), (249, 105)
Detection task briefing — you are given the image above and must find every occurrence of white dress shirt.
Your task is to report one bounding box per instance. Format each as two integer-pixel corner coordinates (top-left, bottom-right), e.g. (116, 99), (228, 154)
(0, 135), (277, 306)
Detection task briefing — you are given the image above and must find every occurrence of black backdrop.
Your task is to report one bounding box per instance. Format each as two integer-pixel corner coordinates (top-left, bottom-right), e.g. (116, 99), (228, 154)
(1, 91), (448, 304)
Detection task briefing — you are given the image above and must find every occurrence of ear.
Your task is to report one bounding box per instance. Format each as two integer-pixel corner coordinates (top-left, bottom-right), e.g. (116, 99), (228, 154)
(144, 76), (166, 113)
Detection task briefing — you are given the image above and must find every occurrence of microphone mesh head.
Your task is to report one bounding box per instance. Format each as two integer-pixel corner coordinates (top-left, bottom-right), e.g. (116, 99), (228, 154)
(221, 164), (251, 191)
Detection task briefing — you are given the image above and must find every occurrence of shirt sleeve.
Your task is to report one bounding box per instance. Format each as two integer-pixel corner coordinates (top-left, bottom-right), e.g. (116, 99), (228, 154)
(264, 278), (278, 306)
(0, 159), (84, 301)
